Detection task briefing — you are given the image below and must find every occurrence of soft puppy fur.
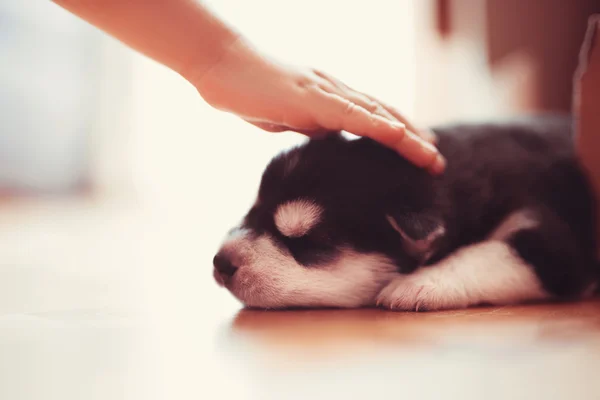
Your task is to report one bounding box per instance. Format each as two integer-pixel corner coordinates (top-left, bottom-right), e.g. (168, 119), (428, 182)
(213, 114), (599, 311)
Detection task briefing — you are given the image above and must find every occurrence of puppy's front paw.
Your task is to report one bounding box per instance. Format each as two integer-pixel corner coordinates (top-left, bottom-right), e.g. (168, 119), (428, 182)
(376, 275), (437, 311)
(376, 272), (468, 312)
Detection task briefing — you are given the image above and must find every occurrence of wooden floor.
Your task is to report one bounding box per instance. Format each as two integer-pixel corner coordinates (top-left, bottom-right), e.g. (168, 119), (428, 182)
(2, 199), (600, 400)
(232, 299), (600, 351)
(221, 300), (600, 400)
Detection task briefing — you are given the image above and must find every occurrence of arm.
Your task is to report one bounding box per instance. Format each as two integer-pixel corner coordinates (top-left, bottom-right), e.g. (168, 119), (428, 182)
(52, 0), (239, 81)
(52, 0), (445, 174)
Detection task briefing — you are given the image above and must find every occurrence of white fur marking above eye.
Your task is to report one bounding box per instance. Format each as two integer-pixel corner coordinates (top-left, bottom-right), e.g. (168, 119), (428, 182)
(274, 199), (323, 238)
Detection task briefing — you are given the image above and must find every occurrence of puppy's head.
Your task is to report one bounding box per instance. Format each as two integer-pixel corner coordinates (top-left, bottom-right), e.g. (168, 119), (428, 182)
(214, 133), (445, 309)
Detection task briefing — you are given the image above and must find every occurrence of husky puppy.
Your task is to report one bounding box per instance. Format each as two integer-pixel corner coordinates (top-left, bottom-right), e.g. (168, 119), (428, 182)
(213, 115), (598, 311)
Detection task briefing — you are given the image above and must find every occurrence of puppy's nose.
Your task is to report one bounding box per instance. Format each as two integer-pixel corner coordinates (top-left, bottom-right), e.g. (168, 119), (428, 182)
(213, 252), (238, 278)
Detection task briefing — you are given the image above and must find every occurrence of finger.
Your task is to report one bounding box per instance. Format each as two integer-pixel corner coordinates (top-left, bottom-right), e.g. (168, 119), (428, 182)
(318, 83), (399, 127)
(313, 71), (388, 116)
(246, 119), (333, 138)
(314, 88), (446, 174)
(312, 69), (352, 91)
(246, 120), (289, 132)
(341, 88), (398, 122)
(362, 94), (438, 144)
(354, 93), (438, 145)
(418, 128), (438, 144)
(345, 90), (433, 143)
(315, 70), (438, 145)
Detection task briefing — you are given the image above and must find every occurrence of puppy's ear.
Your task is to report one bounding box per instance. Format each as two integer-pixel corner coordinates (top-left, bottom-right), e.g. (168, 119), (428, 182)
(385, 212), (445, 263)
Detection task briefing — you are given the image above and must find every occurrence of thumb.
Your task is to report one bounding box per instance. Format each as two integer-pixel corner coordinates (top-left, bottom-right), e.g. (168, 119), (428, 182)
(245, 120), (288, 132)
(245, 119), (334, 138)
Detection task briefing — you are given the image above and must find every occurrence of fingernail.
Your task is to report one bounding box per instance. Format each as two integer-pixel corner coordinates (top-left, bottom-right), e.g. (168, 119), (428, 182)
(421, 141), (438, 156)
(421, 129), (438, 144)
(391, 121), (406, 130)
(429, 154), (446, 175)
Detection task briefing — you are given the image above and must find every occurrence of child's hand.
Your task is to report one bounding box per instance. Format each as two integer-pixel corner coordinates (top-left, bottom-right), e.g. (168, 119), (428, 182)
(194, 38), (445, 175)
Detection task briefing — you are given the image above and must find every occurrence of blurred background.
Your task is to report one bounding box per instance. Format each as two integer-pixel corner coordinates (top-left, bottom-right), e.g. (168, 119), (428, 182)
(1, 1), (599, 399)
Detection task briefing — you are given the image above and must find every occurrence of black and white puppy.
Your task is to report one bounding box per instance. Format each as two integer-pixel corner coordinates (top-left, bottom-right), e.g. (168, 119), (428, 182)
(213, 114), (599, 311)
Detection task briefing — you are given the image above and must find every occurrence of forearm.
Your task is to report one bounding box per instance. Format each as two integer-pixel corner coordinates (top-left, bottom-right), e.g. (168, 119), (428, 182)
(52, 0), (242, 83)
(52, 0), (442, 169)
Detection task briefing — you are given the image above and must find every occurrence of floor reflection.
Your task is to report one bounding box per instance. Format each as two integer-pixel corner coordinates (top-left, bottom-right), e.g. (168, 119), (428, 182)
(229, 299), (600, 357)
(222, 300), (600, 400)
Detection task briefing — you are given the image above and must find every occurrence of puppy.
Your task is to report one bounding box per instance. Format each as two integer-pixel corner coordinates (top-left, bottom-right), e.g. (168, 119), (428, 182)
(213, 114), (599, 311)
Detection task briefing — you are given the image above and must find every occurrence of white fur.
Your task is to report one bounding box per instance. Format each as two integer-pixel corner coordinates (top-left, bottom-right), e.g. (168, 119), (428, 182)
(274, 200), (323, 238)
(219, 229), (397, 308)
(377, 210), (548, 311)
(489, 209), (539, 240)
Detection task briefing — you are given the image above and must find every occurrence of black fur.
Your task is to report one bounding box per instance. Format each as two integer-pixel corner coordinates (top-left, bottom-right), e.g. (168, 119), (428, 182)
(241, 114), (598, 299)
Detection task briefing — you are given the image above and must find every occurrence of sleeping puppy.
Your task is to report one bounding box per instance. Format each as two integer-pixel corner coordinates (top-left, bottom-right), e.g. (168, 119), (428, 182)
(213, 114), (599, 311)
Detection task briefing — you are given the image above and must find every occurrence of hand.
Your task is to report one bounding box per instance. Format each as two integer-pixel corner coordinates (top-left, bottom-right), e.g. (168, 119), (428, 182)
(193, 38), (445, 174)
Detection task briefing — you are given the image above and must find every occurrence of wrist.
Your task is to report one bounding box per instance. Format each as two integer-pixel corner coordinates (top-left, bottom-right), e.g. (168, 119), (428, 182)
(190, 35), (279, 110)
(180, 30), (242, 83)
